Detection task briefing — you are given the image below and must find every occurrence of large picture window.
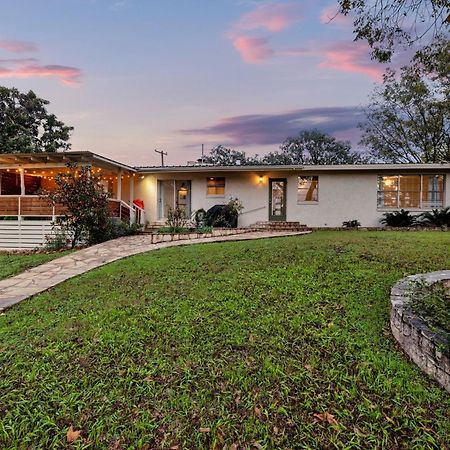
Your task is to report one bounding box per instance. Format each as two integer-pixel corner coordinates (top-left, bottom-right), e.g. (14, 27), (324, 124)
(377, 175), (444, 209)
(207, 177), (225, 196)
(297, 176), (318, 202)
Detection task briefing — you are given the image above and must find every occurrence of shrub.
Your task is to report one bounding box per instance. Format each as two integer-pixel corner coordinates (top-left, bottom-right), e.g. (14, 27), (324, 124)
(46, 163), (110, 248)
(380, 209), (418, 227)
(342, 219), (361, 228)
(157, 226), (191, 234)
(44, 228), (69, 251)
(99, 219), (143, 242)
(166, 206), (188, 231)
(418, 207), (450, 227)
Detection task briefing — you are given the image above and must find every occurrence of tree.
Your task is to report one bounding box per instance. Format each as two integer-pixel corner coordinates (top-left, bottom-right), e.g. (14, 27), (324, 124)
(0, 86), (73, 153)
(203, 145), (249, 165)
(360, 42), (450, 163)
(263, 130), (367, 165)
(47, 164), (110, 248)
(338, 0), (449, 62)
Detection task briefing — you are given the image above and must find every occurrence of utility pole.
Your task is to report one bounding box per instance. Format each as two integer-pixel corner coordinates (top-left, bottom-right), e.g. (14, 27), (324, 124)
(201, 144), (204, 165)
(154, 149), (168, 167)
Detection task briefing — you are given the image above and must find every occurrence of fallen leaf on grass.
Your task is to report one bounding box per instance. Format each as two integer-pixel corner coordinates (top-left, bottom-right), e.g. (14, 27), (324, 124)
(313, 412), (338, 426)
(230, 444), (238, 450)
(66, 426), (81, 443)
(254, 406), (262, 419)
(199, 427), (210, 433)
(108, 439), (123, 450)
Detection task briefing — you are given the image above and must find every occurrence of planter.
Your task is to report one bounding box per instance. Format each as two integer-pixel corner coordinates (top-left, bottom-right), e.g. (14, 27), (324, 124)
(390, 271), (450, 393)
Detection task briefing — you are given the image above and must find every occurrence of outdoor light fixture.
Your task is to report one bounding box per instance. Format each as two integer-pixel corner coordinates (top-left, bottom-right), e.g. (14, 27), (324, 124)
(258, 175), (264, 184)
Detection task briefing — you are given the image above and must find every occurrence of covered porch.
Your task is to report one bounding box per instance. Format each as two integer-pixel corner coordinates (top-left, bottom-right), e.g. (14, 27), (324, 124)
(0, 152), (145, 249)
(0, 151), (145, 225)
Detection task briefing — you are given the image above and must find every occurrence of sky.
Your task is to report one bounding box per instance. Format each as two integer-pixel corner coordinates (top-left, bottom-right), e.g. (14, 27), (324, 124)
(0, 0), (403, 166)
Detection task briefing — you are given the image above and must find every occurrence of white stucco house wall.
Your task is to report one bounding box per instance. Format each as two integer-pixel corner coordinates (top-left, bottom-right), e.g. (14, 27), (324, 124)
(135, 163), (450, 228)
(0, 151), (449, 248)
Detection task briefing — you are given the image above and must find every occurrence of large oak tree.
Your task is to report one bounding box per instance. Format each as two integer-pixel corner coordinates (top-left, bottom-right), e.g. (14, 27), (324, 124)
(0, 86), (73, 153)
(263, 130), (367, 165)
(360, 39), (450, 163)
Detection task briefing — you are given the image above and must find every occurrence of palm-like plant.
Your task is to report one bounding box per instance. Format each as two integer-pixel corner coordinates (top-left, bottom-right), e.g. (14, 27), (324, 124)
(418, 207), (450, 227)
(380, 209), (418, 227)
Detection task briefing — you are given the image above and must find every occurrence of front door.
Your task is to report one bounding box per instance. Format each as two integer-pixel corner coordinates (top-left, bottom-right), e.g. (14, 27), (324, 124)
(269, 178), (287, 221)
(158, 180), (191, 219)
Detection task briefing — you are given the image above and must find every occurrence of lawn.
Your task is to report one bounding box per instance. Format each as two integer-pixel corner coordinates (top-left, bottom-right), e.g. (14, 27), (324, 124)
(0, 231), (449, 449)
(0, 251), (70, 281)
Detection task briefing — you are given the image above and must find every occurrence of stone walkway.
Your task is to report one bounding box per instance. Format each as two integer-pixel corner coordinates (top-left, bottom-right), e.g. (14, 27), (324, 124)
(0, 230), (310, 312)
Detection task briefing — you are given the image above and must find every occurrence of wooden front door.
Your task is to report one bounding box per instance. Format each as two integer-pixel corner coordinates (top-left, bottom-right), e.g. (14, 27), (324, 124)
(269, 178), (287, 221)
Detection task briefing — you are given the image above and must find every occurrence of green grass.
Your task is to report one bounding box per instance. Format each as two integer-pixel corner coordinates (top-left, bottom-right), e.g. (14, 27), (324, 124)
(0, 251), (70, 281)
(1, 231), (449, 449)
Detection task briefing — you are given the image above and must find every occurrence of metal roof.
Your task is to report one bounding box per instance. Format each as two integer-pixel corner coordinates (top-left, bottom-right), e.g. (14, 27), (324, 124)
(136, 162), (450, 173)
(0, 152), (449, 173)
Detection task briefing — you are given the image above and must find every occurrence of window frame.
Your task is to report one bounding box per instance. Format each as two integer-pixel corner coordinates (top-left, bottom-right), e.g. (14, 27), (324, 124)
(297, 175), (319, 204)
(377, 174), (445, 210)
(206, 176), (226, 197)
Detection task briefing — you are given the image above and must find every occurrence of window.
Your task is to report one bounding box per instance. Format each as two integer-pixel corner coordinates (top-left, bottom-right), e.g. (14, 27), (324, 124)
(207, 177), (225, 196)
(377, 175), (444, 209)
(297, 176), (318, 202)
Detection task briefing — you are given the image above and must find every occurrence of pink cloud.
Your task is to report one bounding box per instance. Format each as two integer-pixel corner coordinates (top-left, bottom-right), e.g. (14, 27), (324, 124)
(234, 3), (301, 33)
(228, 2), (302, 64)
(319, 5), (352, 27)
(318, 41), (384, 80)
(0, 39), (37, 53)
(231, 36), (275, 63)
(0, 60), (82, 85)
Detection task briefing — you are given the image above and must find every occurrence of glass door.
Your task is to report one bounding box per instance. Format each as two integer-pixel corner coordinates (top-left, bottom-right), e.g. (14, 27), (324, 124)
(269, 178), (287, 221)
(158, 180), (191, 219)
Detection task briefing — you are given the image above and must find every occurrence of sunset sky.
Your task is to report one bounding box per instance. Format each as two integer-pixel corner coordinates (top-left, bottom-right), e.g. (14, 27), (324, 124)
(0, 0), (404, 166)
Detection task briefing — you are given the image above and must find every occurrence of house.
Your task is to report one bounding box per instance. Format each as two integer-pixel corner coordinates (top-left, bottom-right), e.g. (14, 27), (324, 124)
(1, 151), (449, 248)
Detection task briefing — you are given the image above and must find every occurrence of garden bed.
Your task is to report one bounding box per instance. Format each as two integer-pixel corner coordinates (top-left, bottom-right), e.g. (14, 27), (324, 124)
(390, 270), (450, 393)
(149, 228), (251, 243)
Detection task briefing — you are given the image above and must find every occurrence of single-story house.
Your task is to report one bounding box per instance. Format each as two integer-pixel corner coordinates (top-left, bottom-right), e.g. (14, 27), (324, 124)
(0, 151), (449, 247)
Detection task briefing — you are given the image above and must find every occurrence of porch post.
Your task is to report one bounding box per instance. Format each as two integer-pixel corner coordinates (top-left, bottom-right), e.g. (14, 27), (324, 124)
(129, 174), (135, 204)
(117, 170), (122, 200)
(20, 168), (25, 195)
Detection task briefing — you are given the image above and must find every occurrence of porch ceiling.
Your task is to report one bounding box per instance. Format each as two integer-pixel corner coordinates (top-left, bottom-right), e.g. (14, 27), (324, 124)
(0, 151), (136, 173)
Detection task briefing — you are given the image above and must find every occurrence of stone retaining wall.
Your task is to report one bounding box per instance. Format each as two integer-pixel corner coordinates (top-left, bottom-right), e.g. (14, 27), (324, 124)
(149, 228), (250, 244)
(390, 270), (450, 393)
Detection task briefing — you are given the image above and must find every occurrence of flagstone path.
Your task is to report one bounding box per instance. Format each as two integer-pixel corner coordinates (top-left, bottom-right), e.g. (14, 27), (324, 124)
(0, 230), (310, 312)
